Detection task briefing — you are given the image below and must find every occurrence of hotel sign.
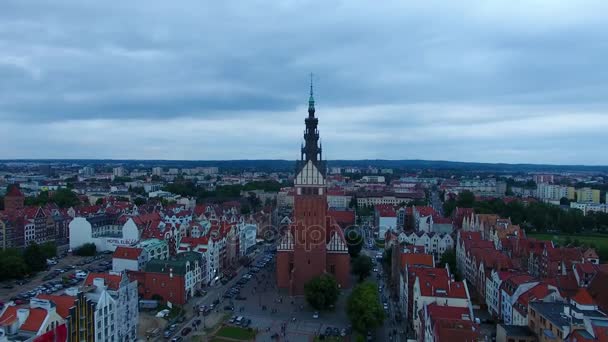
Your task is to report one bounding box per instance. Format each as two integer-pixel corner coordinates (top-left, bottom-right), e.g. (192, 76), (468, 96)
(105, 238), (138, 247)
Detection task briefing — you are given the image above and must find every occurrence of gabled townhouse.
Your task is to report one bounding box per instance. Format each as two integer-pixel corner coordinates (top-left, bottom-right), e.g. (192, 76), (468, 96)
(539, 245), (584, 278)
(0, 302), (65, 341)
(397, 231), (454, 260)
(511, 283), (563, 326)
(36, 291), (96, 342)
(411, 267), (472, 337)
(573, 263), (601, 288)
(500, 274), (538, 325)
(397, 253), (435, 316)
(412, 206), (436, 233)
(474, 248), (513, 303)
(419, 303), (479, 342)
(486, 270), (518, 319)
(84, 272), (139, 341)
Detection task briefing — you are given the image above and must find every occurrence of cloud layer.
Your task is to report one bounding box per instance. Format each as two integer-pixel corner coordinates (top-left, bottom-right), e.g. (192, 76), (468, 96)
(1, 0), (608, 164)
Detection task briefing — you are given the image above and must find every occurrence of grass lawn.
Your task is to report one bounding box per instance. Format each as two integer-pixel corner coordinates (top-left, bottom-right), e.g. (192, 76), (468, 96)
(215, 326), (256, 340)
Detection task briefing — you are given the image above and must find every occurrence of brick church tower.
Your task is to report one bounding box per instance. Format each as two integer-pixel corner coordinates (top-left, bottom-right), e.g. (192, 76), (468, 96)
(276, 78), (350, 295)
(4, 185), (25, 212)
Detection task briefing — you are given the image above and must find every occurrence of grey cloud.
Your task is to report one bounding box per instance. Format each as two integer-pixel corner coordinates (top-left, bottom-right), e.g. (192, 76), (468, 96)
(0, 0), (607, 163)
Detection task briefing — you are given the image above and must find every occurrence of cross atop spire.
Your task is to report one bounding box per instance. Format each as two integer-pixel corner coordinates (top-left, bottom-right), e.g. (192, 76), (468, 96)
(308, 73), (315, 116)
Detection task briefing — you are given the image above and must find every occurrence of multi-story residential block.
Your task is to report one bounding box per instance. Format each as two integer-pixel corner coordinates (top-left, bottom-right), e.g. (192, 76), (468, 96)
(536, 183), (575, 202)
(112, 167), (125, 177)
(576, 187), (601, 204)
(397, 231), (454, 260)
(361, 175), (385, 183)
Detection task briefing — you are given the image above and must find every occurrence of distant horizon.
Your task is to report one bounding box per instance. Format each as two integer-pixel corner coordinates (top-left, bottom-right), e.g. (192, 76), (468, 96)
(2, 158), (608, 169)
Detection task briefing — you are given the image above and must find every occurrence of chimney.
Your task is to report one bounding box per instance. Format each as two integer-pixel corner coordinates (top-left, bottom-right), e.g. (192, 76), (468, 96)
(17, 309), (29, 325)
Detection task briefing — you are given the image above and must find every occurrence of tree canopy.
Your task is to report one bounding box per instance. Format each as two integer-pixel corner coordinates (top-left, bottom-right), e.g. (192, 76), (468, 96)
(351, 255), (373, 281)
(347, 282), (385, 333)
(304, 274), (340, 310)
(345, 227), (363, 258)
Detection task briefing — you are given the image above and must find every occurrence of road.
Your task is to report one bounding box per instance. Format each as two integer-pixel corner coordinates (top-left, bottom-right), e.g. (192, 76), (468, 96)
(361, 239), (401, 342)
(167, 248), (272, 339)
(431, 190), (444, 216)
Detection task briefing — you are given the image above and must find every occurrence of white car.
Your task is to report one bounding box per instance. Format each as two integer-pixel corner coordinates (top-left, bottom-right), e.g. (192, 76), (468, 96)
(313, 312), (319, 319)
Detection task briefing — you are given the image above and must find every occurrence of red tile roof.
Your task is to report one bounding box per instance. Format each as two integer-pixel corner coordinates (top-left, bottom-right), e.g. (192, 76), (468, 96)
(113, 246), (143, 260)
(401, 252), (434, 268)
(36, 295), (76, 318)
(416, 268), (468, 298)
(84, 273), (123, 291)
(328, 209), (355, 228)
(0, 306), (18, 325)
(375, 204), (396, 217)
(573, 288), (596, 306)
(426, 303), (470, 320)
(20, 308), (47, 332)
(433, 318), (479, 342)
(415, 206), (436, 217)
(588, 270), (608, 313)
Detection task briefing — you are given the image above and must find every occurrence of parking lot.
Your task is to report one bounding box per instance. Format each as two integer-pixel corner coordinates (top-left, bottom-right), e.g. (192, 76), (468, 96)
(0, 252), (113, 304)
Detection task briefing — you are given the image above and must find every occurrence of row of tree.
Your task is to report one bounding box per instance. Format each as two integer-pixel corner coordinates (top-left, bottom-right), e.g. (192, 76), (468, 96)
(23, 188), (82, 208)
(0, 242), (57, 280)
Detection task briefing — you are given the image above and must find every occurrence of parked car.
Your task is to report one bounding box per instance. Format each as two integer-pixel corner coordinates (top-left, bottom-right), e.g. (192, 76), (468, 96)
(181, 327), (191, 336)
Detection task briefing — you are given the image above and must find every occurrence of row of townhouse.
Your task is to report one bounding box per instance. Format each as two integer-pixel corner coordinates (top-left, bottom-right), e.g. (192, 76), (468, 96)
(456, 210), (608, 342)
(387, 231), (455, 260)
(1, 186), (72, 248)
(398, 262), (478, 341)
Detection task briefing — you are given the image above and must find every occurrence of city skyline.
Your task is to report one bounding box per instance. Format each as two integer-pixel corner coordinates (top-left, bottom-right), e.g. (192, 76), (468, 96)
(2, 1), (608, 164)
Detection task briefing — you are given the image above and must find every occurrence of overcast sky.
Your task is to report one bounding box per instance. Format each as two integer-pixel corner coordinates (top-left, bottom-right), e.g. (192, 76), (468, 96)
(1, 1), (608, 164)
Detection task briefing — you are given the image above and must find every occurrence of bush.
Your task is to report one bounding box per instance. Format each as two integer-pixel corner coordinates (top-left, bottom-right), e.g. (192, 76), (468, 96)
(73, 243), (97, 256)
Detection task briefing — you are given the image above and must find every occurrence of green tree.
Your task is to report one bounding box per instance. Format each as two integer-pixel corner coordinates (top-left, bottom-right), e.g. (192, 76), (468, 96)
(95, 198), (104, 205)
(23, 243), (47, 272)
(40, 241), (57, 259)
(347, 282), (385, 333)
(73, 243), (97, 256)
(345, 227), (363, 258)
(304, 274), (340, 310)
(351, 255), (373, 281)
(50, 188), (81, 208)
(439, 249), (459, 280)
(0, 255), (29, 280)
(134, 197), (146, 206)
